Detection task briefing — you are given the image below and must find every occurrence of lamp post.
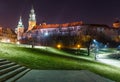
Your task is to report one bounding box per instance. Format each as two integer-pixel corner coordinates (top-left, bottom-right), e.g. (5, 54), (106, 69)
(76, 44), (80, 55)
(93, 44), (99, 60)
(92, 39), (99, 60)
(77, 44), (80, 49)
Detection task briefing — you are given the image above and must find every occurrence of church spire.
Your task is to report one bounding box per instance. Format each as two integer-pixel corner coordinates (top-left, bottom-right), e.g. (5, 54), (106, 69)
(17, 16), (24, 28)
(29, 6), (36, 21)
(16, 16), (24, 40)
(28, 6), (36, 31)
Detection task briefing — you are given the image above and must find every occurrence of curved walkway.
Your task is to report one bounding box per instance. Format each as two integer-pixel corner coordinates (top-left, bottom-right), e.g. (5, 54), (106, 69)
(16, 70), (114, 82)
(98, 58), (120, 68)
(97, 53), (120, 68)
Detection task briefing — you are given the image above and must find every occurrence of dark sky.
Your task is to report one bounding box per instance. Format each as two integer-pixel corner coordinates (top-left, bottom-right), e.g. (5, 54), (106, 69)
(0, 0), (120, 29)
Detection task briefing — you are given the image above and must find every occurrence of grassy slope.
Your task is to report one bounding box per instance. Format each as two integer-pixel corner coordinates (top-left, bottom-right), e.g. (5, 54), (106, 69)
(0, 43), (120, 81)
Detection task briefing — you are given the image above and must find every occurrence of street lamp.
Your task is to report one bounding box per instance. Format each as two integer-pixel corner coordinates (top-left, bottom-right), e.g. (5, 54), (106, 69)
(44, 32), (48, 36)
(94, 45), (98, 60)
(77, 44), (80, 48)
(93, 39), (96, 43)
(16, 41), (20, 45)
(57, 44), (61, 49)
(7, 39), (10, 43)
(92, 39), (99, 60)
(76, 44), (81, 54)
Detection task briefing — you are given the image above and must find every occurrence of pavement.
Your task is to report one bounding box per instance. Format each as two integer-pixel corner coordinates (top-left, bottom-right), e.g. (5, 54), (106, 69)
(98, 58), (120, 68)
(16, 70), (114, 82)
(97, 53), (120, 68)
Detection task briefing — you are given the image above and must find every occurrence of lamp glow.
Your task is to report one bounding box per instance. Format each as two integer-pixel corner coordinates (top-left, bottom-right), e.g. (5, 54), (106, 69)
(44, 32), (48, 36)
(77, 44), (80, 48)
(17, 41), (20, 44)
(57, 44), (61, 49)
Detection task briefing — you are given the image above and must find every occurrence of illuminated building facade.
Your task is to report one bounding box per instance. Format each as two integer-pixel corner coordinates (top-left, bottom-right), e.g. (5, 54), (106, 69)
(0, 27), (16, 43)
(17, 7), (120, 47)
(15, 16), (24, 40)
(28, 7), (36, 31)
(21, 22), (120, 47)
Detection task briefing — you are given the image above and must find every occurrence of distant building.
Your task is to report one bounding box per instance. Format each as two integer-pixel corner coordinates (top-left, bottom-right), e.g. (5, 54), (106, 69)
(22, 22), (120, 47)
(28, 7), (36, 31)
(15, 7), (36, 41)
(15, 16), (24, 40)
(16, 6), (120, 47)
(0, 27), (17, 43)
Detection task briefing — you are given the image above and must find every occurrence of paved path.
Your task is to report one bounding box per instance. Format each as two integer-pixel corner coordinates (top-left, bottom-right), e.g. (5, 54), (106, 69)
(98, 58), (120, 68)
(97, 53), (120, 68)
(16, 70), (114, 82)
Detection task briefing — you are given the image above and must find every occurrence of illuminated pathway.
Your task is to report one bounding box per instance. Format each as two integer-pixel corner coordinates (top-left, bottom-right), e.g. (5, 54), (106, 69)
(98, 58), (120, 68)
(97, 53), (120, 68)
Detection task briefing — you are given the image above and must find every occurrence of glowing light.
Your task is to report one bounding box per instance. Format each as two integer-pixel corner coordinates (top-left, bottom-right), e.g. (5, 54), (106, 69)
(77, 44), (80, 48)
(44, 32), (48, 36)
(1, 39), (10, 43)
(57, 44), (61, 49)
(7, 39), (10, 43)
(93, 39), (96, 43)
(16, 41), (20, 44)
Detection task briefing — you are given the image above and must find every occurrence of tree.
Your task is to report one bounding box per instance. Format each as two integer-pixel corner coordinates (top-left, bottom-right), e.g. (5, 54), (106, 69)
(82, 35), (92, 56)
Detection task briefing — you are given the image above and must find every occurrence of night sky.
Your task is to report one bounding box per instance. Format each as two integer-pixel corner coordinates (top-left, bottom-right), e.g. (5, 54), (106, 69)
(0, 0), (120, 29)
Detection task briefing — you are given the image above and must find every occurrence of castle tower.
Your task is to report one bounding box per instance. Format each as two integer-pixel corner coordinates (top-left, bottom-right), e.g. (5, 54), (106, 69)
(28, 6), (36, 31)
(16, 16), (24, 40)
(113, 20), (120, 28)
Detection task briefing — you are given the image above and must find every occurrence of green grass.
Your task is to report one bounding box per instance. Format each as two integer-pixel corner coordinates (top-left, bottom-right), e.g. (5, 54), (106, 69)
(0, 43), (120, 81)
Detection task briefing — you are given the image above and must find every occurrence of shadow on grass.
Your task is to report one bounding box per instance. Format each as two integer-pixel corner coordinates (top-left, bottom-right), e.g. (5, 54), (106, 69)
(61, 48), (88, 56)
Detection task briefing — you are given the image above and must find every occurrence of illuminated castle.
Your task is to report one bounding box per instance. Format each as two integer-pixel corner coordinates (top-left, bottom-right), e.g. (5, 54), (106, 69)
(16, 7), (36, 40)
(15, 16), (24, 40)
(28, 7), (36, 31)
(16, 7), (120, 47)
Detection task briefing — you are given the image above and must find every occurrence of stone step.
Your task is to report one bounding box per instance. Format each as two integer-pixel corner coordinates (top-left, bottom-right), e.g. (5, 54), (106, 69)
(0, 62), (16, 70)
(0, 60), (11, 65)
(0, 64), (21, 76)
(0, 67), (27, 82)
(0, 59), (30, 82)
(0, 59), (6, 62)
(6, 69), (31, 82)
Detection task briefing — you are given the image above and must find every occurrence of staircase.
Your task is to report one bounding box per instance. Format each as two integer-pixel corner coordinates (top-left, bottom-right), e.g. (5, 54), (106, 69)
(0, 59), (30, 82)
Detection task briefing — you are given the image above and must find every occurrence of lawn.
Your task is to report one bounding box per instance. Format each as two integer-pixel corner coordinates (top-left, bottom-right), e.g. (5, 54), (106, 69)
(0, 43), (120, 81)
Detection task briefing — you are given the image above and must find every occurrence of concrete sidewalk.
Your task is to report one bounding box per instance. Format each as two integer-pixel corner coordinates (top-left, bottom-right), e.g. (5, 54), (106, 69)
(97, 53), (120, 68)
(98, 58), (120, 68)
(16, 70), (114, 82)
